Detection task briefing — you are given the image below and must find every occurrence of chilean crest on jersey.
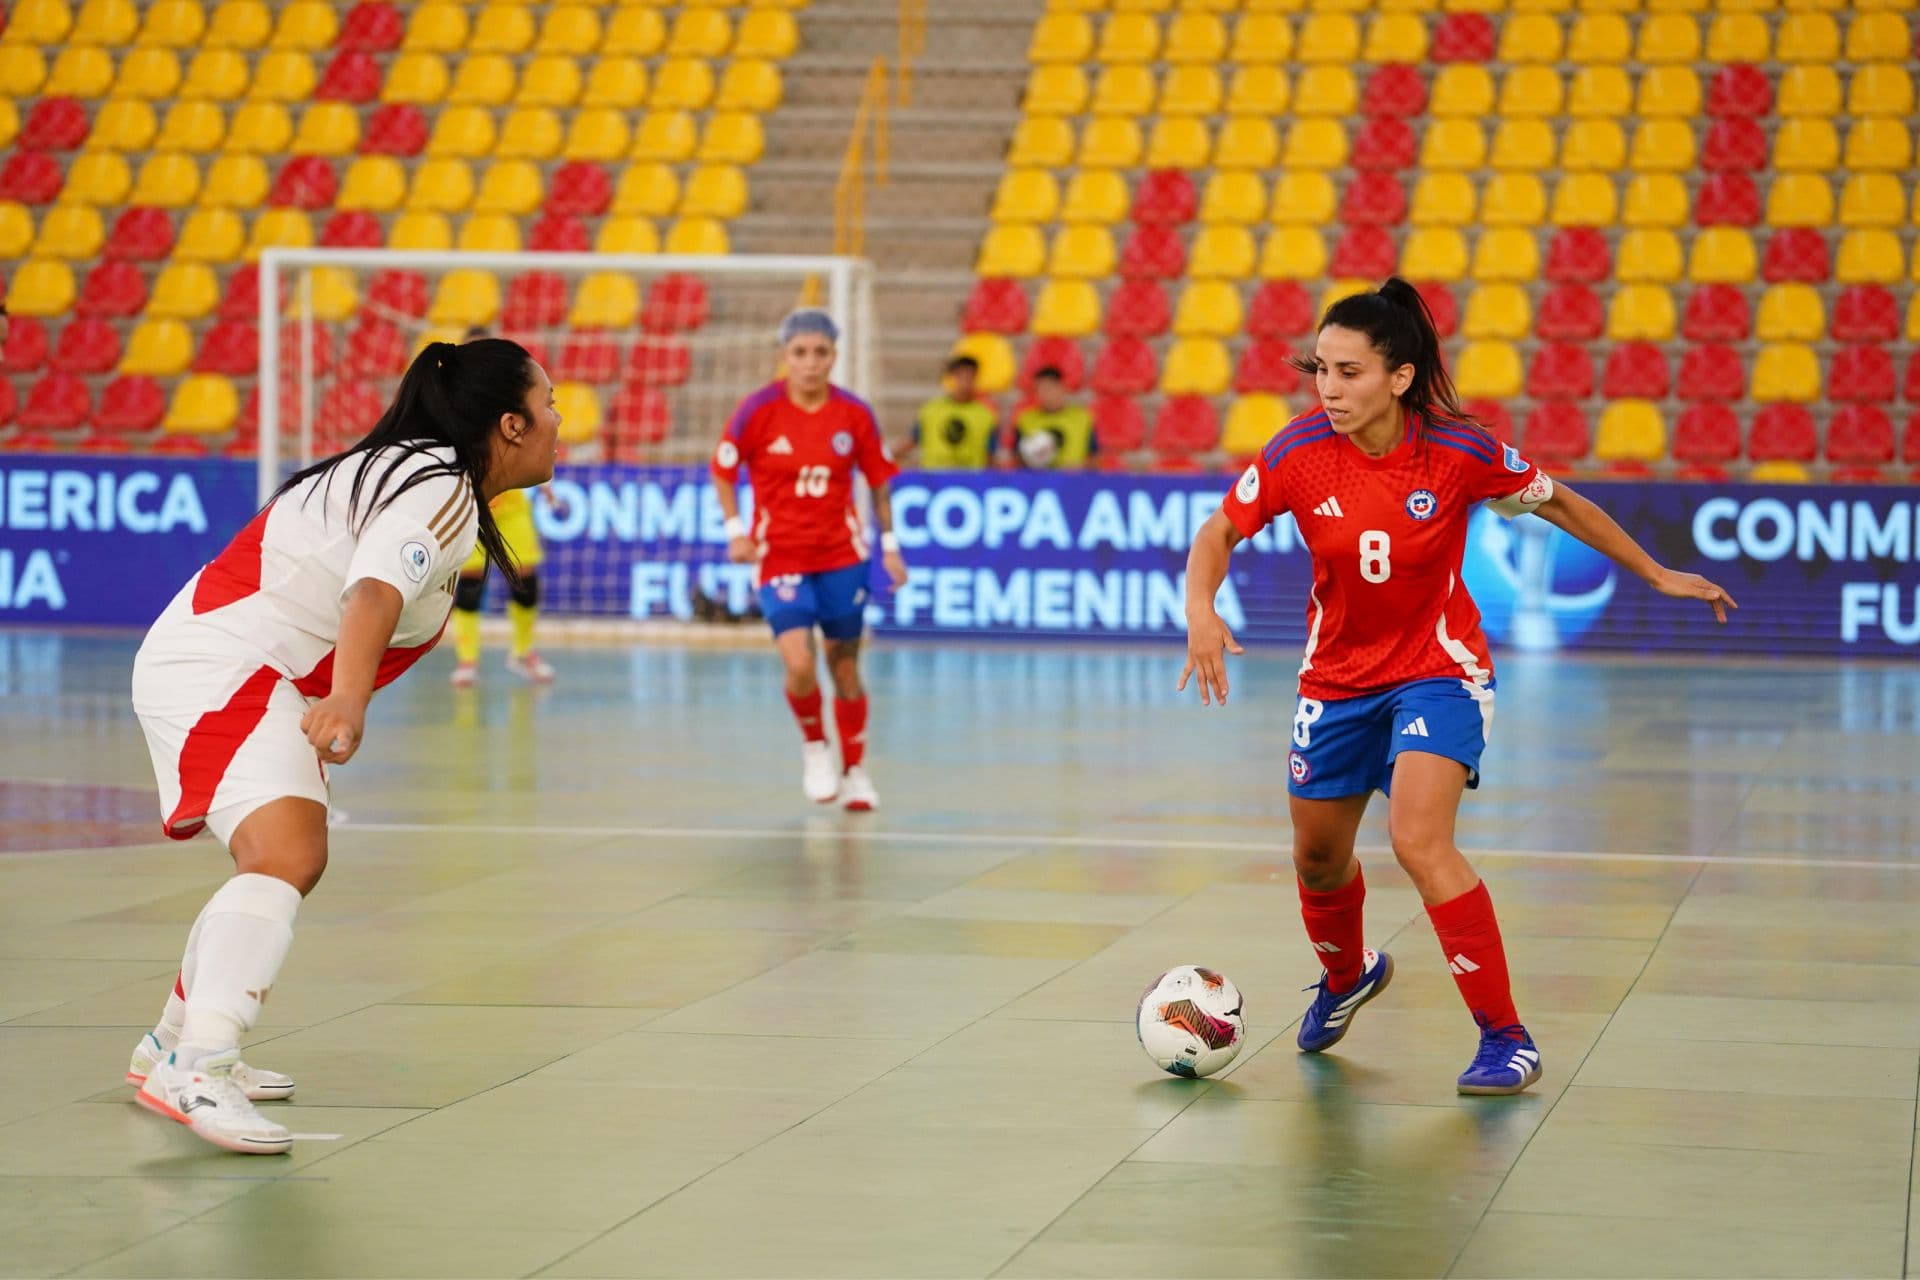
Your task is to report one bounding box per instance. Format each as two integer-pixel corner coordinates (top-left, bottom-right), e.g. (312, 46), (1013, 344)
(1405, 489), (1438, 521)
(831, 431), (854, 457)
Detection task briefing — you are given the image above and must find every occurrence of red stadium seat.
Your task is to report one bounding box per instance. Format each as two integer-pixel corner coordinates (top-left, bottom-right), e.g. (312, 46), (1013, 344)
(1544, 228), (1610, 283)
(1762, 229), (1831, 284)
(344, 317), (408, 378)
(1234, 340), (1301, 395)
(1521, 402), (1590, 466)
(1131, 171), (1197, 227)
(1681, 285), (1750, 341)
(555, 333), (621, 384)
(502, 335), (549, 371)
(1903, 411), (1920, 466)
(1906, 350), (1920, 403)
(1351, 119), (1416, 170)
(50, 317), (121, 374)
(152, 435), (212, 457)
(366, 270), (428, 317)
(337, 1), (404, 51)
(1, 316), (49, 373)
(1362, 65), (1427, 118)
(316, 52), (382, 103)
(1536, 284), (1603, 340)
(1102, 279), (1169, 339)
(319, 210), (384, 249)
(278, 323), (334, 383)
(1701, 119), (1767, 172)
(105, 208), (174, 261)
(1526, 343), (1594, 400)
(1694, 174), (1760, 227)
(1672, 404), (1741, 466)
(1749, 404), (1817, 462)
(1247, 282), (1315, 339)
(0, 153), (64, 205)
(1831, 287), (1900, 343)
(315, 381), (383, 455)
(1431, 13), (1495, 62)
(1092, 338), (1158, 395)
(0, 381), (18, 426)
(1083, 396), (1141, 457)
(528, 213), (590, 252)
(547, 162), (612, 217)
(1339, 172), (1405, 227)
(1019, 337), (1084, 394)
(1330, 226), (1397, 278)
(193, 320), (258, 375)
(642, 274), (709, 333)
(1153, 396), (1219, 459)
(219, 265), (259, 320)
(1706, 65), (1771, 119)
(270, 157), (338, 210)
(22, 99), (90, 152)
(19, 374), (91, 431)
(1826, 405), (1895, 466)
(1600, 343), (1670, 399)
(1830, 346), (1896, 404)
(79, 262), (149, 316)
(1413, 281), (1457, 338)
(961, 279), (1030, 335)
(626, 339), (691, 387)
(607, 385), (672, 455)
(1678, 344), (1746, 401)
(361, 104), (428, 157)
(95, 376), (166, 432)
(503, 272), (569, 330)
(1119, 226), (1186, 280)
(1461, 398), (1512, 441)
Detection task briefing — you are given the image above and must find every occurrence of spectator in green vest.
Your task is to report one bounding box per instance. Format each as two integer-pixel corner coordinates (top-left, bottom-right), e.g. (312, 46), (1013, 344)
(1014, 367), (1098, 469)
(902, 356), (1001, 470)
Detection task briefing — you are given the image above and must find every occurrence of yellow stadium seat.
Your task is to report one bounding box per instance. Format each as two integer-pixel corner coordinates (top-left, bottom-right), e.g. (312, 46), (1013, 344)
(0, 47), (48, 97)
(633, 111), (696, 163)
(1635, 12), (1699, 61)
(1639, 66), (1701, 118)
(1222, 396), (1288, 460)
(33, 207), (103, 260)
(1775, 13), (1839, 63)
(1285, 119), (1348, 169)
(1430, 65), (1493, 118)
(1363, 12), (1426, 61)
(1847, 12), (1910, 61)
(613, 163), (680, 218)
(6, 0), (73, 44)
(1774, 120), (1839, 172)
(949, 334), (1013, 395)
(1292, 66), (1357, 117)
(1497, 13), (1562, 61)
(1497, 66), (1562, 118)
(115, 48), (182, 99)
(1098, 13), (1159, 61)
(130, 154), (199, 207)
(583, 57), (648, 110)
(140, 0), (205, 47)
(45, 46), (110, 98)
(1777, 66), (1840, 118)
(175, 208), (243, 261)
(248, 51), (314, 102)
(1470, 228), (1539, 284)
(1230, 14), (1292, 63)
(976, 225), (1045, 277)
(553, 384), (601, 447)
(1162, 339), (1232, 396)
(736, 10), (798, 59)
(1029, 12), (1093, 62)
(429, 270), (501, 328)
(1620, 175), (1687, 229)
(1189, 227), (1256, 280)
(1838, 174), (1901, 230)
(1561, 120), (1626, 172)
(73, 0), (136, 45)
(1846, 120), (1911, 173)
(0, 204), (30, 258)
(1615, 229), (1682, 284)
(180, 49), (248, 101)
(1594, 402), (1666, 465)
(245, 208), (312, 258)
(1420, 120), (1486, 171)
(206, 0), (267, 48)
(1455, 343), (1523, 399)
(425, 105), (494, 158)
(122, 320), (193, 376)
(1754, 284), (1823, 343)
(1030, 280), (1100, 338)
(405, 159), (474, 214)
(498, 108), (562, 160)
(1909, 294), (1920, 343)
(1688, 227), (1757, 284)
(1091, 65), (1155, 116)
(515, 58), (581, 109)
(449, 54), (516, 106)
(470, 4), (533, 54)
(1410, 173), (1477, 227)
(681, 165), (746, 220)
(1707, 10), (1769, 61)
(165, 375), (239, 436)
(1748, 462), (1810, 484)
(475, 161), (542, 217)
(1049, 226), (1115, 280)
(0, 101), (14, 150)
(571, 273), (641, 330)
(1751, 345), (1821, 402)
(1271, 170), (1334, 224)
(389, 211), (451, 251)
(1849, 64), (1914, 118)
(1567, 13), (1630, 62)
(536, 5), (598, 55)
(91, 100), (158, 151)
(1024, 65), (1088, 115)
(1757, 175), (1832, 231)
(1200, 171), (1265, 225)
(201, 154), (265, 208)
(269, 0), (333, 50)
(1480, 174), (1545, 228)
(1260, 227), (1327, 280)
(338, 156), (406, 213)
(647, 58), (714, 110)
(7, 261), (76, 317)
(149, 262), (219, 319)
(667, 8), (730, 57)
(1566, 66), (1631, 119)
(1147, 118), (1211, 169)
(564, 108), (629, 163)
(1080, 117), (1143, 168)
(1008, 117), (1075, 168)
(1060, 170), (1126, 224)
(594, 216), (658, 256)
(1629, 120), (1695, 173)
(292, 103), (359, 157)
(152, 102), (224, 154)
(1296, 13), (1359, 62)
(1836, 230), (1905, 285)
(1160, 65), (1222, 116)
(1401, 229), (1468, 281)
(1166, 12), (1226, 62)
(1225, 65), (1289, 117)
(1605, 285), (1676, 341)
(1111, 0), (1174, 13)
(1461, 285), (1530, 341)
(717, 61), (781, 112)
(602, 6), (665, 57)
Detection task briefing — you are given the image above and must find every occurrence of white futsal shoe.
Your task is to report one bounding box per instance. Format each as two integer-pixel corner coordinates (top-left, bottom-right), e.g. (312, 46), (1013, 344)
(801, 741), (840, 804)
(127, 1032), (295, 1101)
(505, 650), (555, 683)
(449, 659), (478, 688)
(840, 766), (879, 812)
(136, 1049), (293, 1154)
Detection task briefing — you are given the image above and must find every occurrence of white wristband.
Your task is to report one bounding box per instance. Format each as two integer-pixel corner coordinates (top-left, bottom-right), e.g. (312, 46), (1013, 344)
(879, 531), (900, 553)
(724, 516), (747, 539)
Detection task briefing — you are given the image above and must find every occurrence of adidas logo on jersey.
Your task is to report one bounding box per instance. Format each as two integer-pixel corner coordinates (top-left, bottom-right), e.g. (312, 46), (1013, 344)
(1313, 496), (1345, 518)
(1401, 717), (1430, 738)
(768, 436), (795, 455)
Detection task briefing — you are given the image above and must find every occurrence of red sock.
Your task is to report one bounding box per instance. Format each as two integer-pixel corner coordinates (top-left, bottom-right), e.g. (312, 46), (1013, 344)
(1427, 880), (1520, 1031)
(834, 697), (868, 769)
(1299, 864), (1367, 993)
(786, 689), (825, 743)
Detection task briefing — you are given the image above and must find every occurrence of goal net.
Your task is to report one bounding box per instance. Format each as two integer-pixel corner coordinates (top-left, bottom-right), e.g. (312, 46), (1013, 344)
(258, 248), (876, 627)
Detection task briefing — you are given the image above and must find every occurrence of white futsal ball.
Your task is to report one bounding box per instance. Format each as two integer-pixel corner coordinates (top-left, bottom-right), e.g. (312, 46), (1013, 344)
(1136, 965), (1245, 1078)
(1017, 429), (1060, 469)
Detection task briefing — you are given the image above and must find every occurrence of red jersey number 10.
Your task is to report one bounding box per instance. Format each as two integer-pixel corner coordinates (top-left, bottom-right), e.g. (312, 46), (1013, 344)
(795, 466), (830, 497)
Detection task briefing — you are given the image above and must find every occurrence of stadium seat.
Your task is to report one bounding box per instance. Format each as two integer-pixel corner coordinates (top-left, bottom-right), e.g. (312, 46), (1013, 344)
(1679, 285), (1749, 343)
(131, 154), (203, 209)
(1353, 118), (1416, 170)
(1457, 343), (1522, 399)
(1705, 13), (1770, 63)
(1601, 343), (1669, 400)
(1420, 120), (1486, 171)
(165, 374), (240, 435)
(1028, 13), (1093, 63)
(1537, 284), (1603, 341)
(990, 170), (1057, 225)
(1615, 230), (1682, 284)
(337, 202), (410, 246)
(1091, 338), (1157, 396)
(1567, 11), (1630, 61)
(1199, 171), (1264, 227)
(149, 263), (220, 319)
(1830, 346), (1897, 404)
(400, 1), (465, 52)
(71, 0), (135, 46)
(1629, 121), (1695, 173)
(1246, 281), (1314, 341)
(1606, 285), (1676, 342)
(1078, 118), (1141, 168)
(1233, 341), (1300, 396)
(1162, 340), (1231, 396)
(1146, 118), (1211, 170)
(224, 103), (290, 155)
(1755, 284), (1824, 342)
(1849, 64), (1914, 118)
(1846, 120), (1911, 174)
(667, 9), (731, 59)
(640, 274), (708, 336)
(1703, 65), (1769, 122)
(78, 261), (148, 317)
(1460, 285), (1530, 342)
(1838, 174), (1902, 231)
(1100, 280), (1166, 339)
(569, 274), (639, 330)
(1410, 173), (1477, 227)
(602, 5), (665, 57)
(1750, 404), (1818, 468)
(736, 10), (797, 59)
(114, 49), (183, 100)
(1023, 65), (1088, 116)
(1489, 120), (1554, 172)
(246, 208), (312, 256)
(1160, 66), (1222, 117)
(1017, 338), (1084, 395)
(1030, 281), (1099, 338)
(1173, 279), (1243, 337)
(289, 103), (360, 158)
(18, 373), (91, 431)
(1470, 228), (1538, 284)
(1543, 174), (1613, 229)
(1152, 396), (1220, 461)
(605, 386), (671, 454)
(88, 100), (160, 154)
(518, 57), (583, 110)
(33, 206), (105, 261)
(0, 311), (47, 373)
(1620, 174), (1687, 230)
(1751, 344), (1821, 403)
(49, 316), (119, 374)
(1096, 13), (1160, 62)
(553, 332), (621, 386)
(120, 319), (193, 377)
(551, 383), (601, 446)
(1296, 13), (1360, 63)
(474, 161), (543, 216)
(1562, 120), (1626, 172)
(338, 1), (403, 52)
(22, 100), (88, 154)
(1777, 12), (1840, 63)
(1479, 174), (1543, 228)
(630, 112), (696, 164)
(1220, 395), (1288, 461)
(1773, 120), (1839, 173)
(470, 4), (534, 55)
(1007, 118), (1074, 169)
(1361, 64), (1424, 119)
(1497, 66), (1563, 118)
(1230, 13), (1292, 64)
(266, 0), (334, 50)
(1118, 225), (1185, 281)
(1638, 66), (1701, 119)
(1826, 405), (1895, 472)
(317, 51), (383, 104)
(1764, 228), (1832, 284)
(1636, 12), (1700, 62)
(1692, 174), (1760, 228)
(1521, 402), (1591, 468)
(978, 226), (1045, 278)
(677, 164), (744, 220)
(181, 49), (250, 101)
(1566, 66), (1632, 121)
(1526, 343), (1594, 400)
(583, 58), (648, 111)
(1832, 286), (1900, 344)
(1594, 401), (1667, 465)
(401, 159), (472, 215)
(0, 203), (29, 260)
(177, 208), (244, 262)
(1689, 228), (1758, 285)
(1293, 66), (1358, 117)
(1252, 225), (1321, 280)
(0, 47), (48, 98)
(1050, 226), (1116, 279)
(94, 375), (167, 434)
(1836, 230), (1903, 285)
(522, 213), (582, 253)
(1400, 229), (1466, 282)
(545, 161), (610, 218)
(0, 154), (61, 207)
(1342, 172), (1406, 227)
(1270, 171), (1334, 225)
(1332, 226), (1396, 279)
(1497, 12), (1562, 62)
(107, 207), (176, 261)
(1363, 12), (1427, 63)
(450, 55), (517, 107)
(1670, 403), (1740, 471)
(192, 319), (256, 375)
(1166, 12), (1227, 63)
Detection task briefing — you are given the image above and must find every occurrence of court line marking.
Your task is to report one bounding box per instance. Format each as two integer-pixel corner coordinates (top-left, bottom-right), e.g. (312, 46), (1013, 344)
(337, 821), (1919, 872)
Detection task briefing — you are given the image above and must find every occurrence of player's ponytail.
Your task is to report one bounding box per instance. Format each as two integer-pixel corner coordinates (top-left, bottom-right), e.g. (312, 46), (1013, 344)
(1295, 277), (1484, 438)
(274, 337), (537, 583)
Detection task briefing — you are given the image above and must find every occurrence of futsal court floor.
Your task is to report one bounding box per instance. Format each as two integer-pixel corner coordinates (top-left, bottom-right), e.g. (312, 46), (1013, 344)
(2, 627), (1917, 1279)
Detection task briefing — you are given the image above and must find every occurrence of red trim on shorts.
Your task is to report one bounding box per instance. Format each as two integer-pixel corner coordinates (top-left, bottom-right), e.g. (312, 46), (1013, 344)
(163, 664), (281, 840)
(192, 504), (272, 616)
(289, 617), (448, 700)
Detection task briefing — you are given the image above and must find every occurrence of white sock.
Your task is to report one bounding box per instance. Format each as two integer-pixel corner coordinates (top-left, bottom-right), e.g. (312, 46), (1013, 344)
(152, 898), (216, 1050)
(176, 873), (301, 1062)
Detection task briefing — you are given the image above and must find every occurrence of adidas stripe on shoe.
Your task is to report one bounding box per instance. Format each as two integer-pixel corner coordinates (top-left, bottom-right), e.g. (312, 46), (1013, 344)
(1297, 948), (1394, 1054)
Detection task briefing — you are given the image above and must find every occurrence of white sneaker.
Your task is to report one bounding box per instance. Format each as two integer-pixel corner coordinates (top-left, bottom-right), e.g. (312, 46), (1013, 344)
(450, 660), (478, 688)
(127, 1032), (295, 1101)
(840, 766), (879, 812)
(505, 650), (555, 682)
(801, 741), (839, 804)
(136, 1048), (293, 1154)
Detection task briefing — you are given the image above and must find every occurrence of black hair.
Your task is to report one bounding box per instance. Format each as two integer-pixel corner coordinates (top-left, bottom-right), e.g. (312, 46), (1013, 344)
(946, 355), (980, 375)
(275, 338), (537, 585)
(1033, 366), (1065, 383)
(1292, 277), (1482, 437)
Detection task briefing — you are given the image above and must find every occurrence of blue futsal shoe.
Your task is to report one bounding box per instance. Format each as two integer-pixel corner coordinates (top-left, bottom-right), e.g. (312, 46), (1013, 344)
(1457, 1017), (1542, 1095)
(1297, 948), (1394, 1053)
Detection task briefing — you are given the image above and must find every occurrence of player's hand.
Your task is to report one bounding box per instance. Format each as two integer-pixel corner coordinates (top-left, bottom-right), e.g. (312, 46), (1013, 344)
(301, 695), (368, 765)
(1650, 568), (1738, 624)
(882, 550), (908, 590)
(726, 535), (757, 564)
(1178, 610), (1244, 706)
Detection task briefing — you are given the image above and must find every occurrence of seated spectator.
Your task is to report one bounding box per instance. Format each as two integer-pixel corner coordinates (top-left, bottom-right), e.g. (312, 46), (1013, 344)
(1014, 366), (1098, 470)
(901, 356), (1000, 470)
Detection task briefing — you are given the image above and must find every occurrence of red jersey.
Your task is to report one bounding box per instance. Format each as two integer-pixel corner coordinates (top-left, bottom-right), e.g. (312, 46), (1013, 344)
(1221, 408), (1553, 700)
(712, 381), (900, 584)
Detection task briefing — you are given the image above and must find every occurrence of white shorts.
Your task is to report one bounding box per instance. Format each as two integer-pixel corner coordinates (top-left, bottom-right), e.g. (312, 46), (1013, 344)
(134, 656), (328, 847)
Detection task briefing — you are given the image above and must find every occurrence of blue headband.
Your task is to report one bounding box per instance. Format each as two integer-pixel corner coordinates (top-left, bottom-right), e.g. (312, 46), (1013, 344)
(778, 309), (840, 345)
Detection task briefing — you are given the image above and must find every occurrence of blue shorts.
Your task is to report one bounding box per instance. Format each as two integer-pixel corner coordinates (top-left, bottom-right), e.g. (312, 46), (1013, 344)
(760, 562), (870, 640)
(1286, 678), (1495, 799)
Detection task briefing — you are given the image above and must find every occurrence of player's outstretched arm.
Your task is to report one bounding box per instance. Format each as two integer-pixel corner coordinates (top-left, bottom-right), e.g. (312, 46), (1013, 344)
(1179, 510), (1246, 706)
(301, 578), (404, 765)
(871, 482), (909, 589)
(1533, 481), (1737, 624)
